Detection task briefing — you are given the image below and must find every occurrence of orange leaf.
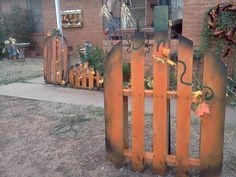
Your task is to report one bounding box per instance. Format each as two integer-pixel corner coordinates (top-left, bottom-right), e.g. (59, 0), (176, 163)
(196, 102), (210, 117)
(154, 43), (170, 58)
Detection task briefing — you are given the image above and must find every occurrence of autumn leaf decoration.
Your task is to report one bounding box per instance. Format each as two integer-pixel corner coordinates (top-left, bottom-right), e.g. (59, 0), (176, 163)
(153, 43), (176, 66)
(60, 80), (66, 86)
(192, 91), (211, 118)
(195, 102), (210, 117)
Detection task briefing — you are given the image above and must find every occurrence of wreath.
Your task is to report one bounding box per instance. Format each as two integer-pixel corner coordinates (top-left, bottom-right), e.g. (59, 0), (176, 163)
(206, 3), (236, 57)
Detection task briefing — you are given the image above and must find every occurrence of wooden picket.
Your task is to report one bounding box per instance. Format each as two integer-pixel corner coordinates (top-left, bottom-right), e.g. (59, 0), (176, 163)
(104, 6), (227, 177)
(43, 34), (68, 84)
(131, 32), (145, 172)
(200, 52), (227, 177)
(68, 63), (102, 90)
(176, 36), (193, 177)
(153, 6), (169, 175)
(104, 42), (124, 166)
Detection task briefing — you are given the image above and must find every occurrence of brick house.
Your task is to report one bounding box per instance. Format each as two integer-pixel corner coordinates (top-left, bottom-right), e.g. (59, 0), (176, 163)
(0, 0), (234, 57)
(0, 0), (105, 56)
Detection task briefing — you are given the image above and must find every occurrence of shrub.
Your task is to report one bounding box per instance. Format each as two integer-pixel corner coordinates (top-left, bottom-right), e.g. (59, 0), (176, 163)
(1, 3), (36, 43)
(78, 45), (104, 74)
(123, 62), (131, 81)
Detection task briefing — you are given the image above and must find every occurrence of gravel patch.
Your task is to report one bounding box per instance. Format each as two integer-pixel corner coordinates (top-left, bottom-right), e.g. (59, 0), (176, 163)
(0, 95), (235, 177)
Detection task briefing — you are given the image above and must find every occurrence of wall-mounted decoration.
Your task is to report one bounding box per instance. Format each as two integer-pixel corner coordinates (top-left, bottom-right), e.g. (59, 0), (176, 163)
(61, 9), (83, 28)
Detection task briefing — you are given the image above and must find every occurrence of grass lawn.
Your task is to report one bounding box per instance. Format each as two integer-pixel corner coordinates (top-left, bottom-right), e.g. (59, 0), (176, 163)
(0, 58), (43, 85)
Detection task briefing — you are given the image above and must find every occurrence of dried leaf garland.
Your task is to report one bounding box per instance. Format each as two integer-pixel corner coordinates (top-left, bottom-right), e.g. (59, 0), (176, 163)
(206, 3), (236, 58)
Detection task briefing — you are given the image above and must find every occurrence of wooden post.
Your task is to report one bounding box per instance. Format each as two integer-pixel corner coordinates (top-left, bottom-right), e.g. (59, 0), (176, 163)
(62, 37), (68, 82)
(57, 37), (62, 83)
(81, 66), (87, 88)
(131, 32), (145, 172)
(200, 52), (227, 177)
(104, 42), (124, 167)
(46, 37), (52, 83)
(75, 65), (79, 88)
(52, 37), (57, 84)
(176, 36), (193, 177)
(153, 6), (169, 175)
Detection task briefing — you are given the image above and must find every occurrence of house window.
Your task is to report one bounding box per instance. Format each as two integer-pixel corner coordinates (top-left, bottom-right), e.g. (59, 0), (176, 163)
(28, 0), (43, 32)
(61, 10), (83, 28)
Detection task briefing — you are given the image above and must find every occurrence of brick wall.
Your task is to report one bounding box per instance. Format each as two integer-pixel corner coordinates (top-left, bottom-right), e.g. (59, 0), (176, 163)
(1, 0), (235, 57)
(42, 0), (106, 57)
(0, 0), (106, 57)
(182, 0), (235, 48)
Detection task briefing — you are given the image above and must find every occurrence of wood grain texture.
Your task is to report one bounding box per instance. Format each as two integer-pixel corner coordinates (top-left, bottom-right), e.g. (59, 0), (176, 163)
(176, 36), (193, 177)
(200, 52), (227, 177)
(68, 66), (75, 87)
(152, 32), (169, 175)
(51, 37), (57, 84)
(57, 38), (62, 83)
(104, 42), (124, 167)
(131, 32), (145, 172)
(62, 37), (68, 82)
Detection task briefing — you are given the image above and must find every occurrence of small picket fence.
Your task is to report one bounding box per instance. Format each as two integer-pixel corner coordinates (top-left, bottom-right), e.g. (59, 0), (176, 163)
(43, 34), (68, 84)
(68, 64), (102, 89)
(103, 6), (227, 177)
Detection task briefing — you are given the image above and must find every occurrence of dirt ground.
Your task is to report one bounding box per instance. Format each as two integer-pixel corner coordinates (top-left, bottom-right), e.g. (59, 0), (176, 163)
(0, 58), (43, 85)
(0, 95), (235, 177)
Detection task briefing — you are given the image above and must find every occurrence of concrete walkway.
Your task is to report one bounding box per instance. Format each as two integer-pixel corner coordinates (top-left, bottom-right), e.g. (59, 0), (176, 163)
(0, 77), (235, 125)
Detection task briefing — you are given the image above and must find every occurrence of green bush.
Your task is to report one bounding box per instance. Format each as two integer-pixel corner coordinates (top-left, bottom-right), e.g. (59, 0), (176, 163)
(123, 62), (131, 81)
(0, 3), (36, 43)
(78, 45), (104, 74)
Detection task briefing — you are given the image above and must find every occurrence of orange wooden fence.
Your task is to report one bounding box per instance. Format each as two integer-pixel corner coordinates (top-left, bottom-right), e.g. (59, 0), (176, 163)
(104, 6), (227, 177)
(43, 34), (68, 84)
(68, 63), (102, 89)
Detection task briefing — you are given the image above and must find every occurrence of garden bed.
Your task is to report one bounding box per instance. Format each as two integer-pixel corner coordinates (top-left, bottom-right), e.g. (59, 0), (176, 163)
(0, 95), (235, 177)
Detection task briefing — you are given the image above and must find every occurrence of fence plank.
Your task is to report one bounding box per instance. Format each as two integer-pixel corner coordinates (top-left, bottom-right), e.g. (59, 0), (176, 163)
(153, 32), (169, 175)
(62, 37), (68, 81)
(78, 65), (83, 88)
(131, 32), (145, 172)
(51, 37), (57, 84)
(57, 38), (62, 83)
(89, 68), (94, 89)
(47, 38), (52, 83)
(153, 6), (169, 175)
(68, 66), (75, 87)
(82, 66), (87, 88)
(104, 42), (124, 167)
(176, 36), (193, 177)
(74, 66), (78, 88)
(200, 52), (227, 177)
